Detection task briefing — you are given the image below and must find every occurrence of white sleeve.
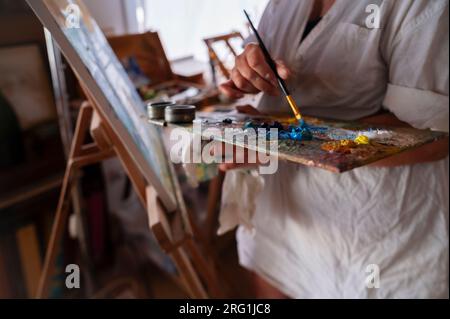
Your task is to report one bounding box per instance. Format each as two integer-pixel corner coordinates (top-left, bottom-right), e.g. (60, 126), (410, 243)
(243, 0), (274, 47)
(383, 1), (449, 132)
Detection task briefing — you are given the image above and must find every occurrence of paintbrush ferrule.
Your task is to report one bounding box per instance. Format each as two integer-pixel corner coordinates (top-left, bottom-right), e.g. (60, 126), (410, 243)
(286, 95), (302, 121)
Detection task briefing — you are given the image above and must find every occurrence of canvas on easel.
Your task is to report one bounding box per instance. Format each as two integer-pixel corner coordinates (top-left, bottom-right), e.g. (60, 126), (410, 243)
(28, 0), (180, 212)
(26, 0), (222, 299)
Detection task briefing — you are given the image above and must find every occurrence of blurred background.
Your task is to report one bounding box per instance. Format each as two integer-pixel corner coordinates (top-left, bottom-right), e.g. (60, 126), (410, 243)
(0, 0), (268, 299)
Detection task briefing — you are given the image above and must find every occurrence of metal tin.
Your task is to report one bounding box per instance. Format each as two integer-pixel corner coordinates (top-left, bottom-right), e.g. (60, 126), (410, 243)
(147, 101), (175, 120)
(165, 105), (196, 123)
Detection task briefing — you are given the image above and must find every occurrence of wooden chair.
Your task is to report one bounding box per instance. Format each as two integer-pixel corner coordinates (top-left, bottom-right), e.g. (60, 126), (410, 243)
(204, 31), (244, 79)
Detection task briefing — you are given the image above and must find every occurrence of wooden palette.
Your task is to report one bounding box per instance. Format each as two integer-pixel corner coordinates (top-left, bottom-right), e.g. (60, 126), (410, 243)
(149, 111), (447, 173)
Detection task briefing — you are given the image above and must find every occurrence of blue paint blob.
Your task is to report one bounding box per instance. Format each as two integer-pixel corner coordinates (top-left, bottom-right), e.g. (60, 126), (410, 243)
(281, 119), (313, 141)
(243, 119), (327, 142)
(243, 121), (257, 130)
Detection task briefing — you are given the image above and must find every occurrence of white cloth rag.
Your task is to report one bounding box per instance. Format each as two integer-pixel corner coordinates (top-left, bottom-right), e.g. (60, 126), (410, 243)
(218, 169), (265, 236)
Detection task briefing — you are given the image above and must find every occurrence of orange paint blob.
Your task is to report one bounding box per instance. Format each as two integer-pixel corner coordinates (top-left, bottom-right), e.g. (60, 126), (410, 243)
(321, 140), (358, 154)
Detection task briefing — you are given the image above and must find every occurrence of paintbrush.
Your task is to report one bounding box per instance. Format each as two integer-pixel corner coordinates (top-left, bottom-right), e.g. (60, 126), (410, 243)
(243, 10), (303, 121)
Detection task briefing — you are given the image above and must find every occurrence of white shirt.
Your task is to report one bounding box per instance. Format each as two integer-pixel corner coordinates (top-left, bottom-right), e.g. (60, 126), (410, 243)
(223, 0), (449, 298)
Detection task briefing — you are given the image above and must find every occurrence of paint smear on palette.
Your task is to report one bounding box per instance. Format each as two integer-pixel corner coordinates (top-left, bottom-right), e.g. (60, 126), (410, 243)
(243, 119), (327, 141)
(242, 119), (386, 155)
(321, 139), (358, 153)
(358, 129), (392, 140)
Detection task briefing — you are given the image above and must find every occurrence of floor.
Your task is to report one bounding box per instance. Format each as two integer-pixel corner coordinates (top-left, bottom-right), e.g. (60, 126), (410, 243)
(99, 231), (254, 299)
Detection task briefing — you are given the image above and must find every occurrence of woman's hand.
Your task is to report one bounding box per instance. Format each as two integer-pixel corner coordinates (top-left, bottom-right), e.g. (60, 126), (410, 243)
(219, 43), (291, 99)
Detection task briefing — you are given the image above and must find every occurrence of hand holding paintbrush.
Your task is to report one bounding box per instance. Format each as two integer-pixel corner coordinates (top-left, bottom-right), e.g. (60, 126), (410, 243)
(219, 47), (291, 97)
(219, 45), (291, 97)
(219, 11), (302, 121)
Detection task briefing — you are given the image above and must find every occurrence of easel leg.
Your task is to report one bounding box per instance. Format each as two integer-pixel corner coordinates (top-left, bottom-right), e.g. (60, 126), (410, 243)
(170, 248), (208, 299)
(36, 104), (107, 298)
(36, 161), (77, 298)
(147, 186), (214, 298)
(185, 238), (225, 298)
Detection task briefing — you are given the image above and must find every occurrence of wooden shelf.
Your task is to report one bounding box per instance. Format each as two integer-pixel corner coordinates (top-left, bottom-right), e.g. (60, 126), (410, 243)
(0, 173), (63, 211)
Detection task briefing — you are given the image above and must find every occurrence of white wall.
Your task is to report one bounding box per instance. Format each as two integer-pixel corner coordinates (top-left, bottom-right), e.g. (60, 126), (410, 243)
(83, 0), (269, 60)
(143, 0), (269, 61)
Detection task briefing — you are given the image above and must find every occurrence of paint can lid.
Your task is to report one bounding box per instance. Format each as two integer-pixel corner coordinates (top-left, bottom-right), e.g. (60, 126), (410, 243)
(165, 105), (196, 123)
(165, 105), (196, 113)
(147, 101), (175, 119)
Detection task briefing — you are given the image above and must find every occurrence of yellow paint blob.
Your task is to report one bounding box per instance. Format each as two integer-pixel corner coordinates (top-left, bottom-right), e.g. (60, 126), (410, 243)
(354, 135), (370, 145)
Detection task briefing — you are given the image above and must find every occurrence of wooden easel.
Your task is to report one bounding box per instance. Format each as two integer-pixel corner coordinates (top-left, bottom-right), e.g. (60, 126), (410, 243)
(36, 100), (223, 299)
